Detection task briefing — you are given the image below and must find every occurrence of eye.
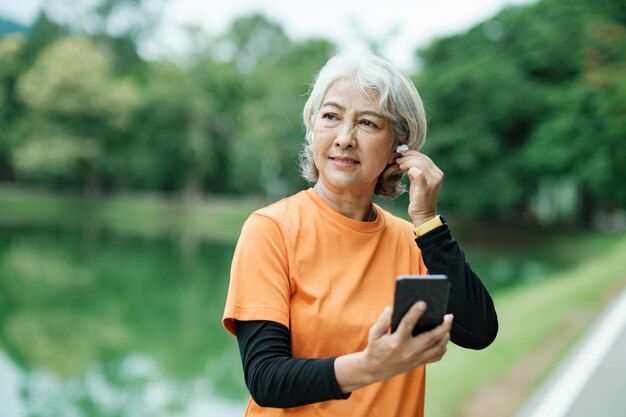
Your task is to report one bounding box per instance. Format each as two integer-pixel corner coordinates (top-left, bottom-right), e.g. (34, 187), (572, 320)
(360, 119), (379, 129)
(321, 113), (338, 121)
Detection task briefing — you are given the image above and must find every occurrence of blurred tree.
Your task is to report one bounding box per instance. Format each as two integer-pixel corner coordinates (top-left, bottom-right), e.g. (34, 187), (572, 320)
(86, 0), (162, 75)
(116, 14), (332, 199)
(219, 14), (336, 197)
(525, 66), (626, 220)
(0, 35), (25, 181)
(416, 32), (547, 217)
(222, 13), (292, 72)
(2, 0), (622, 224)
(13, 36), (139, 194)
(0, 13), (68, 183)
(233, 37), (336, 197)
(16, 11), (68, 69)
(416, 0), (625, 223)
(129, 56), (245, 198)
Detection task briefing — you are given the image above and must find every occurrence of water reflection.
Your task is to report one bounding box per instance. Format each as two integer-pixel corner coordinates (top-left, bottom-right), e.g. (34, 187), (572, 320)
(1, 223), (608, 416)
(0, 225), (248, 416)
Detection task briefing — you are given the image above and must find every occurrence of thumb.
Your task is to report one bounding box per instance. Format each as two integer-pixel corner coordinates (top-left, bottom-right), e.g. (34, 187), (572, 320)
(369, 306), (392, 341)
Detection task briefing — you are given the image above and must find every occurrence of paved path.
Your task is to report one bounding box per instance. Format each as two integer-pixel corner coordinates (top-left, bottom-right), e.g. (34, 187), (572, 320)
(514, 288), (626, 417)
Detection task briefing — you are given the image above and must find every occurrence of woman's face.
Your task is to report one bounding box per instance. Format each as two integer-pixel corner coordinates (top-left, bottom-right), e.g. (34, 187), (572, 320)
(311, 77), (397, 196)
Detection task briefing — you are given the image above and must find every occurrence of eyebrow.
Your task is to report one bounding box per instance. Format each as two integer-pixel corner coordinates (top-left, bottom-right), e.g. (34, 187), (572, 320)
(321, 101), (385, 120)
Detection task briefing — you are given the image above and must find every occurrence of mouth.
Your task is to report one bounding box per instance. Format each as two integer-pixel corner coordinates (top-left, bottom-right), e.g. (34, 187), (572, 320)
(329, 156), (360, 165)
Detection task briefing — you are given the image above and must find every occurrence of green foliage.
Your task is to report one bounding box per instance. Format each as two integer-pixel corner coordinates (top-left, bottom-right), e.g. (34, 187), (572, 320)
(416, 0), (626, 220)
(417, 54), (544, 216)
(211, 14), (335, 196)
(16, 37), (137, 123)
(0, 0), (623, 224)
(16, 11), (68, 69)
(0, 35), (24, 176)
(128, 57), (246, 194)
(525, 73), (626, 208)
(11, 36), (139, 190)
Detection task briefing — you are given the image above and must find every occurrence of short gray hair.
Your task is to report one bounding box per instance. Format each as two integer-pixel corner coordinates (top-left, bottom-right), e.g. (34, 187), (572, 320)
(300, 53), (427, 198)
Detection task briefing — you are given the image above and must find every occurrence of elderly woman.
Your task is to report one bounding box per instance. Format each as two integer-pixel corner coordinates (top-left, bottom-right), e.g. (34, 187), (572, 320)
(223, 53), (498, 417)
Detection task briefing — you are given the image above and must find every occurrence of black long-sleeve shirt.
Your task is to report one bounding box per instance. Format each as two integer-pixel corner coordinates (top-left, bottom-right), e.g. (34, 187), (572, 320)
(235, 225), (498, 408)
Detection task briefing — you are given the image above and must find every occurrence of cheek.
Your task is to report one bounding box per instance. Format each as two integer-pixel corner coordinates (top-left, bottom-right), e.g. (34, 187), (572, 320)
(310, 136), (326, 162)
(311, 127), (334, 148)
(366, 138), (395, 168)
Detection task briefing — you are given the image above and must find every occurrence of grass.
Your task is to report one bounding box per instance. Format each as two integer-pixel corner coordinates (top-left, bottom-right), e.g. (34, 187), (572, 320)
(0, 185), (265, 243)
(426, 234), (626, 417)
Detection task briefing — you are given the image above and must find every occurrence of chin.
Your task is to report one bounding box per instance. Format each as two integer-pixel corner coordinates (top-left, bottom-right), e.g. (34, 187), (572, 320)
(324, 176), (373, 194)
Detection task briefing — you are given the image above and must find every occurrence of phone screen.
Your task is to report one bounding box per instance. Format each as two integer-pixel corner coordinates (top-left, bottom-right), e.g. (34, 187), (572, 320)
(391, 275), (450, 336)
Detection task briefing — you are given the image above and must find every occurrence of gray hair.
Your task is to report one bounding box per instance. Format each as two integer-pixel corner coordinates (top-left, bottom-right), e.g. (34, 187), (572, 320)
(300, 53), (427, 198)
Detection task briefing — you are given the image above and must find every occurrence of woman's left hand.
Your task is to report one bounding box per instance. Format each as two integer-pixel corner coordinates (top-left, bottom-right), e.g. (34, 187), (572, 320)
(395, 150), (444, 226)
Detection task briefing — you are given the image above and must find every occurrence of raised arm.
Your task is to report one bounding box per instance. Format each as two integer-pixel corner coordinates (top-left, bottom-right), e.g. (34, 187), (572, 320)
(417, 225), (498, 349)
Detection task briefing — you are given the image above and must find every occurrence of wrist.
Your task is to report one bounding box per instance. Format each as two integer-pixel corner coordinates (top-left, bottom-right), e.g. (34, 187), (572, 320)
(358, 349), (380, 385)
(334, 351), (378, 393)
(414, 215), (446, 237)
(411, 213), (438, 228)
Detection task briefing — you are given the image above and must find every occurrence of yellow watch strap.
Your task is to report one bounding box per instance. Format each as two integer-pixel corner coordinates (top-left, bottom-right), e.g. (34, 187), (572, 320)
(414, 215), (444, 237)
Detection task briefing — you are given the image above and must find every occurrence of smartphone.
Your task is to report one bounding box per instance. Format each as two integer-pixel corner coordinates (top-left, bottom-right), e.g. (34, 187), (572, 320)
(391, 275), (450, 336)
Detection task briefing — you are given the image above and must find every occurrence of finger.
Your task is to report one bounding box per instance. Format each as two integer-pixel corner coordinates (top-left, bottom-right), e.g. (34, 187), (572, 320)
(369, 306), (392, 341)
(398, 160), (438, 182)
(395, 156), (422, 170)
(415, 331), (450, 365)
(411, 314), (454, 349)
(397, 153), (439, 172)
(407, 165), (442, 190)
(426, 314), (454, 340)
(395, 301), (427, 338)
(407, 167), (427, 183)
(438, 314), (454, 332)
(421, 164), (444, 186)
(395, 152), (430, 165)
(405, 158), (440, 177)
(407, 169), (436, 194)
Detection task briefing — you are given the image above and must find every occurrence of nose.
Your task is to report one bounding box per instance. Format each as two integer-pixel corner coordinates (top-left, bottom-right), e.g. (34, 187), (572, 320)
(334, 122), (356, 149)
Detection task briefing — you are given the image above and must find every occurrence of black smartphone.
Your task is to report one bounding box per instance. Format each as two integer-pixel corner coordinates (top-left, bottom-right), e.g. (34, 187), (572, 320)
(391, 275), (450, 336)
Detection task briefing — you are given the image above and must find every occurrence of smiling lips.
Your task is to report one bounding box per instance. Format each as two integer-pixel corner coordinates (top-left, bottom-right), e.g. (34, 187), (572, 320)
(330, 156), (359, 165)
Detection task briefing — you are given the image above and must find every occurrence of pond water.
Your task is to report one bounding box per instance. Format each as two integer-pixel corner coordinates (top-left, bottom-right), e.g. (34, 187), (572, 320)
(0, 225), (248, 417)
(0, 221), (604, 417)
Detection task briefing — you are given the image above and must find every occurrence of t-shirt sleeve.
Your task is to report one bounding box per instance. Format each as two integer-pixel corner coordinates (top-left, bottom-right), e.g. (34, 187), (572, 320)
(222, 212), (291, 335)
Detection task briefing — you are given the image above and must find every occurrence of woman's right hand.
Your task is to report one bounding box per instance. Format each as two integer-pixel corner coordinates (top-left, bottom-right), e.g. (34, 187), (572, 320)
(365, 302), (452, 380)
(334, 302), (453, 393)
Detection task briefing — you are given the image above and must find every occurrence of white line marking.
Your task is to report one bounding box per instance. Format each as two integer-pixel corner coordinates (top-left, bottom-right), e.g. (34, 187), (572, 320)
(526, 289), (626, 417)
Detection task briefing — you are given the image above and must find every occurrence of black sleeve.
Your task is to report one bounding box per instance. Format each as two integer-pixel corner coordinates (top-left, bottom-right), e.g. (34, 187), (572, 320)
(234, 319), (350, 408)
(416, 225), (498, 350)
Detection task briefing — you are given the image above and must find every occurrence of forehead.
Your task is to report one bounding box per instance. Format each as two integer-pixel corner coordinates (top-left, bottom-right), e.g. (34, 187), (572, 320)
(321, 77), (380, 110)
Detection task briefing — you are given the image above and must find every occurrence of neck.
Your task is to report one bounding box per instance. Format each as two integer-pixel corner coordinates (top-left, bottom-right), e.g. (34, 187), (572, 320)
(314, 181), (376, 222)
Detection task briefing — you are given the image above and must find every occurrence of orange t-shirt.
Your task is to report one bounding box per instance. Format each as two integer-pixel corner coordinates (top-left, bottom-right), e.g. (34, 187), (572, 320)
(223, 188), (429, 417)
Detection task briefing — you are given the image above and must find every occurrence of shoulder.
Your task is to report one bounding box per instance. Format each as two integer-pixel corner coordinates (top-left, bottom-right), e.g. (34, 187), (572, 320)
(377, 205), (415, 236)
(255, 190), (310, 220)
(242, 190), (311, 235)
